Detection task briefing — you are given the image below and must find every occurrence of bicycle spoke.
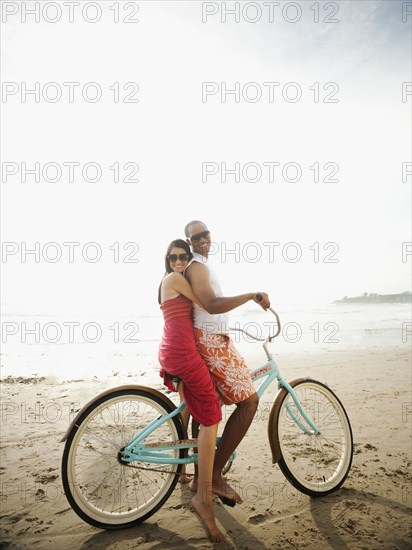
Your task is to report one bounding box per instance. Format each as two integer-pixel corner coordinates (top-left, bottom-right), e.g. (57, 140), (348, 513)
(81, 431), (120, 451)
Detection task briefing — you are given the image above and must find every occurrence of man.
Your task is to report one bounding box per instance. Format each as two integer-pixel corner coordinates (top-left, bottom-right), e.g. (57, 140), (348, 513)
(184, 220), (270, 504)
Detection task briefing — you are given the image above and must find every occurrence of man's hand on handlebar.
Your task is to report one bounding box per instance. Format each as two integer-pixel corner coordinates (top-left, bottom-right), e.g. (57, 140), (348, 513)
(253, 292), (270, 310)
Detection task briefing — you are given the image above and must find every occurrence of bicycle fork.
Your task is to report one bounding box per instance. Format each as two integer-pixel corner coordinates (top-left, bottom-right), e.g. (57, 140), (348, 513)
(278, 379), (321, 435)
(267, 376), (322, 465)
(253, 359), (321, 436)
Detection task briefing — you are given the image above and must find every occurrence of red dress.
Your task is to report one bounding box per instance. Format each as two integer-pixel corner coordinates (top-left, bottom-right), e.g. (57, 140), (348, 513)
(158, 296), (221, 427)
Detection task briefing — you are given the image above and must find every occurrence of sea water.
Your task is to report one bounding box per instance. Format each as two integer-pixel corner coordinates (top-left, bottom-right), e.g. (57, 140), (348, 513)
(1, 302), (410, 382)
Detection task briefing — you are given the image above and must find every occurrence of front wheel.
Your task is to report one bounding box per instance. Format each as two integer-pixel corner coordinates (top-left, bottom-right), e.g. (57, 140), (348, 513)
(270, 379), (353, 497)
(62, 388), (185, 529)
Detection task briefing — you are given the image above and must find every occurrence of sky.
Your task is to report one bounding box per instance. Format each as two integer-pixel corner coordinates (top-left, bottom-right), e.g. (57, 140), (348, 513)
(1, 0), (411, 316)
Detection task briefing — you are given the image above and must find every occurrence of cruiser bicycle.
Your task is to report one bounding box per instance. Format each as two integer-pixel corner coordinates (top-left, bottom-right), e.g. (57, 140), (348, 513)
(61, 304), (353, 529)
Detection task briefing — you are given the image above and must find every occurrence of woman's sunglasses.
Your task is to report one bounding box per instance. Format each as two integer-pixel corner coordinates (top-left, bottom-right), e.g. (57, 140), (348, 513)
(168, 254), (190, 262)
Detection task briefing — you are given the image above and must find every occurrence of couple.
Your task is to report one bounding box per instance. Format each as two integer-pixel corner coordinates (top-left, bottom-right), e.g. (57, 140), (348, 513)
(158, 220), (270, 542)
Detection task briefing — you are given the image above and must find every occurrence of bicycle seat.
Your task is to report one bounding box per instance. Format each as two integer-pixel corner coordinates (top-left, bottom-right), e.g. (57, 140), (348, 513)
(166, 374), (181, 391)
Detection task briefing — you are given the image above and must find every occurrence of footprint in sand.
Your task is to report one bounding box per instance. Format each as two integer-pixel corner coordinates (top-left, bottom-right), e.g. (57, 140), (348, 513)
(248, 512), (271, 525)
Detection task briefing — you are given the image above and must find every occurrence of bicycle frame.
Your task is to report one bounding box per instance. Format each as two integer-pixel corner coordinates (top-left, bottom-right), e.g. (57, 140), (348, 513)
(61, 294), (354, 534)
(120, 355), (321, 466)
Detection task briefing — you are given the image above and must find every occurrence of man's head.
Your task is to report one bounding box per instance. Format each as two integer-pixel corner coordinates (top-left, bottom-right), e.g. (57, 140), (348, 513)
(185, 220), (211, 258)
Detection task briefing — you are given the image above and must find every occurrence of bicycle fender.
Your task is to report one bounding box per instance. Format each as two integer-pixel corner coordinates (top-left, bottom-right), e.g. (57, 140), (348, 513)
(60, 385), (183, 442)
(268, 377), (309, 464)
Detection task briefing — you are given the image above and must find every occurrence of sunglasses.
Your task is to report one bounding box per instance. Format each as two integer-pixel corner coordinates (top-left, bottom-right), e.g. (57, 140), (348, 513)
(189, 230), (210, 242)
(168, 253), (190, 262)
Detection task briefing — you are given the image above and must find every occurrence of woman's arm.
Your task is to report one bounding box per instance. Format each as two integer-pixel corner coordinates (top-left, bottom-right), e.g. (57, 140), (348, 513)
(167, 273), (206, 308)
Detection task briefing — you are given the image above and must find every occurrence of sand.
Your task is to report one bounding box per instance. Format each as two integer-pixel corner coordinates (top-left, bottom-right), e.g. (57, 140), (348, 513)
(1, 346), (411, 549)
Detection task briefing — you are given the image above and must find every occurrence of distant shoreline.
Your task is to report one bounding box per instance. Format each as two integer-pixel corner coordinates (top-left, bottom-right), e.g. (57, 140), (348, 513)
(335, 292), (411, 304)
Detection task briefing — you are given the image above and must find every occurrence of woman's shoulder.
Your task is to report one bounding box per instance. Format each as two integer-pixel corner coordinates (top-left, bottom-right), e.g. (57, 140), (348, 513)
(161, 272), (187, 291)
(163, 272), (185, 282)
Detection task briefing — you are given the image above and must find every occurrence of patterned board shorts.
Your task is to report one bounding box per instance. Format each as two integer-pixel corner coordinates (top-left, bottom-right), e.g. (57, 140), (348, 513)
(193, 328), (256, 405)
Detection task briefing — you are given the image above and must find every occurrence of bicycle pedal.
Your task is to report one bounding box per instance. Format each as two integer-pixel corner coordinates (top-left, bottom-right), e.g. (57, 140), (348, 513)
(218, 496), (236, 507)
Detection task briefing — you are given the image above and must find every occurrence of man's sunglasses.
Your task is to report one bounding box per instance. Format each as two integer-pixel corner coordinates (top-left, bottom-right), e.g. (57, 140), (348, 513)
(189, 230), (210, 242)
(167, 254), (190, 262)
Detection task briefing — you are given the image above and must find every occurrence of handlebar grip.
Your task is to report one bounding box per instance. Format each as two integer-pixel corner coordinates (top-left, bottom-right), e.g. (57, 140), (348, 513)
(255, 293), (263, 302)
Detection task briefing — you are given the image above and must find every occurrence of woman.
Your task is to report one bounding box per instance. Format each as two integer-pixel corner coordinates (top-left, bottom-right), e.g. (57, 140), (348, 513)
(158, 239), (222, 542)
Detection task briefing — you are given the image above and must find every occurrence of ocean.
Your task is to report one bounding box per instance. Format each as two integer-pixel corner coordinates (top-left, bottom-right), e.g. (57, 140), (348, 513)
(1, 302), (410, 383)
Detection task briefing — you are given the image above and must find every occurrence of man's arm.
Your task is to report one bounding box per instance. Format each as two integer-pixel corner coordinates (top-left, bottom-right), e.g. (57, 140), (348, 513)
(185, 262), (269, 313)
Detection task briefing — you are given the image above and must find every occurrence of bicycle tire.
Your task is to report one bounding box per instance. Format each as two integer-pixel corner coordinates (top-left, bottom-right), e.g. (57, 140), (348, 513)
(270, 379), (353, 497)
(62, 388), (185, 529)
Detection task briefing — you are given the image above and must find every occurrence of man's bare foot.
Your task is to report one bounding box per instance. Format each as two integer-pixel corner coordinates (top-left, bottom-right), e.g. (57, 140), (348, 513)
(178, 466), (192, 484)
(193, 476), (242, 503)
(212, 476), (243, 504)
(191, 496), (223, 542)
(190, 474), (228, 494)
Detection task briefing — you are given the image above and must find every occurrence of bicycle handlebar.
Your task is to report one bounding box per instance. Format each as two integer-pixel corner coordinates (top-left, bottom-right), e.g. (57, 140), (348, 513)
(255, 294), (281, 339)
(228, 298), (282, 342)
(267, 307), (281, 339)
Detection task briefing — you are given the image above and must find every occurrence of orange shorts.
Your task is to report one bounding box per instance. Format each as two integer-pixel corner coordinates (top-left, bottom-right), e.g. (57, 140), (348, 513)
(193, 328), (256, 405)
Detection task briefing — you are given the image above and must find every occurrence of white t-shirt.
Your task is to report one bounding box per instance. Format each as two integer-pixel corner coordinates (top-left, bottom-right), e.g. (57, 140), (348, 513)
(187, 252), (229, 334)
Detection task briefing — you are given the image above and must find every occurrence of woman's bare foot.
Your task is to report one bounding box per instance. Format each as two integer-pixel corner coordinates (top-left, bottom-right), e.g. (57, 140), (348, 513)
(191, 496), (223, 542)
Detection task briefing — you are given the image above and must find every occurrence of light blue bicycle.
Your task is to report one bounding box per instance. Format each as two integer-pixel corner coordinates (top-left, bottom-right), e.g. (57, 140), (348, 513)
(61, 306), (353, 529)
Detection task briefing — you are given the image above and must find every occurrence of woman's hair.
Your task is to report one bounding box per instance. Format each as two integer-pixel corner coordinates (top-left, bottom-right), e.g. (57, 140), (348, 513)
(158, 239), (193, 303)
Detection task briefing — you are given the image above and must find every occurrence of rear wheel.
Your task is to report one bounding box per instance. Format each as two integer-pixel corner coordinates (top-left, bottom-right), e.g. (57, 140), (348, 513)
(62, 389), (184, 529)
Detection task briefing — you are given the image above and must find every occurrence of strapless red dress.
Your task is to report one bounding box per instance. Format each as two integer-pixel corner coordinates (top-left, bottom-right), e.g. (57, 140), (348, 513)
(158, 296), (221, 426)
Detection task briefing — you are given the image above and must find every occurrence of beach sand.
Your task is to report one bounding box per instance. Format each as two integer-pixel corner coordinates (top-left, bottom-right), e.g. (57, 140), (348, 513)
(1, 347), (411, 549)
